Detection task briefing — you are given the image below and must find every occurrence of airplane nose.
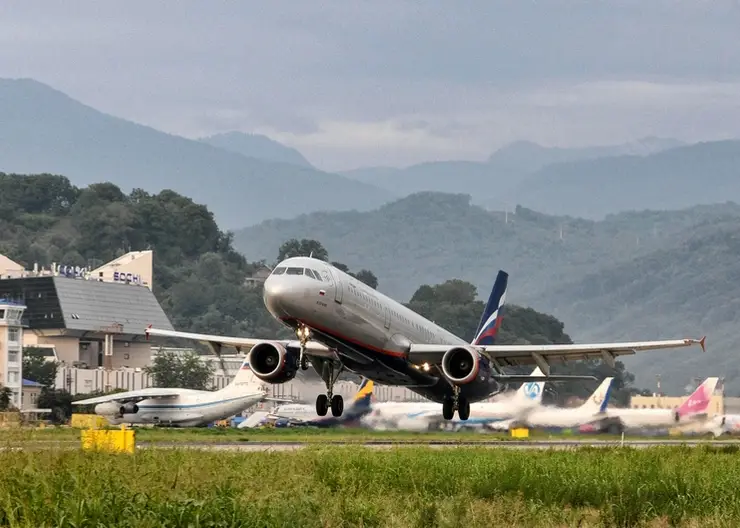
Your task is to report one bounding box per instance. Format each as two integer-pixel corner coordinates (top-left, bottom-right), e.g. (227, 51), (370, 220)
(263, 277), (288, 317)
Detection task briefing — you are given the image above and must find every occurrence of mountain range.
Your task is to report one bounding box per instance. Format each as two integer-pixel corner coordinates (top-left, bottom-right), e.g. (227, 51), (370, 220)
(0, 78), (392, 229)
(234, 192), (740, 394)
(4, 77), (740, 230)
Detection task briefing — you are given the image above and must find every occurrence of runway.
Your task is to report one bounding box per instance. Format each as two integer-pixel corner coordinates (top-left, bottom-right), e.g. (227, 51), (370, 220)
(136, 439), (740, 452)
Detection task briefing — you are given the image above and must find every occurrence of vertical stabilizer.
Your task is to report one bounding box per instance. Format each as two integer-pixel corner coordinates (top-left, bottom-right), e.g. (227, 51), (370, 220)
(677, 377), (719, 418)
(514, 367), (546, 405)
(221, 357), (267, 394)
(578, 377), (614, 414)
(471, 270), (508, 346)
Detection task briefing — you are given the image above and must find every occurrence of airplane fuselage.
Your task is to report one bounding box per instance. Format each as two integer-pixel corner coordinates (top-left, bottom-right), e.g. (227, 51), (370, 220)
(263, 257), (501, 404)
(95, 390), (264, 427)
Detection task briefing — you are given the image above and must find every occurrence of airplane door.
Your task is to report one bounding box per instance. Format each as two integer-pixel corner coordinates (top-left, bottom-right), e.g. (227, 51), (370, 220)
(384, 306), (391, 329)
(328, 268), (343, 304)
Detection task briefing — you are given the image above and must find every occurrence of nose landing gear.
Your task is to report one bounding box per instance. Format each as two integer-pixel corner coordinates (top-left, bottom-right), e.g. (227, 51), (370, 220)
(296, 325), (311, 371)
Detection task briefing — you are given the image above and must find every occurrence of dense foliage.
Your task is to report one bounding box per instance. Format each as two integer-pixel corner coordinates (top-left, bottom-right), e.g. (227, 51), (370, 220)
(145, 350), (214, 390)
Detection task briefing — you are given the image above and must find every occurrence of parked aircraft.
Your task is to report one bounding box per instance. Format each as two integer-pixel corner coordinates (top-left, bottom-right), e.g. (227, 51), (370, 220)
(605, 377), (719, 432)
(491, 377), (615, 431)
(146, 257), (706, 421)
(362, 367), (547, 431)
(240, 378), (375, 428)
(73, 357), (284, 427)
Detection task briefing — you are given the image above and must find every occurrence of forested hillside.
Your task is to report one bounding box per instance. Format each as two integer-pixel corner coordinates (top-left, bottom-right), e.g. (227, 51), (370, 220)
(235, 192), (740, 393)
(0, 174), (639, 400)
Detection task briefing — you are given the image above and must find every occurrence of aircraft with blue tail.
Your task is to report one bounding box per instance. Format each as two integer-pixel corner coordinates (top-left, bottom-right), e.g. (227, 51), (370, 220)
(239, 378), (375, 428)
(146, 258), (705, 422)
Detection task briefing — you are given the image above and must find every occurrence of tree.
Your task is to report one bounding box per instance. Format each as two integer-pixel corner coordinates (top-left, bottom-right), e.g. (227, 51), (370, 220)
(37, 388), (74, 424)
(0, 387), (12, 411)
(277, 238), (329, 262)
(145, 351), (215, 390)
(353, 269), (378, 289)
(22, 347), (59, 388)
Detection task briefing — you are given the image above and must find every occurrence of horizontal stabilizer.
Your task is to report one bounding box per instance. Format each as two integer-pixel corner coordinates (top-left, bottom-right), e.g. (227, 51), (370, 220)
(493, 375), (597, 382)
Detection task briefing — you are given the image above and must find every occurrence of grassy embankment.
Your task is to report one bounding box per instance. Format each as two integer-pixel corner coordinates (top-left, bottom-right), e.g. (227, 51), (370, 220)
(1, 445), (740, 527)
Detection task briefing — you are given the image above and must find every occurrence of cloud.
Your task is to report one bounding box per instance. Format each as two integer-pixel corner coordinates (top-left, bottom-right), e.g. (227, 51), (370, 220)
(1, 1), (740, 170)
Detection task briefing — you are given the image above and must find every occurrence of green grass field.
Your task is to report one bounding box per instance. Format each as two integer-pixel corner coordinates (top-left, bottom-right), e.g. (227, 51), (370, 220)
(0, 445), (739, 527)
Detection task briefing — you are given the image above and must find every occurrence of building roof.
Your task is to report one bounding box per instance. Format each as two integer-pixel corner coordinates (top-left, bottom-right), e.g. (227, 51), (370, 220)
(0, 276), (173, 338)
(22, 379), (44, 388)
(53, 277), (173, 336)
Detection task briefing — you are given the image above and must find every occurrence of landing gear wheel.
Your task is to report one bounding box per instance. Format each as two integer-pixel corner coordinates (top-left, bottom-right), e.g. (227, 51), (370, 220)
(300, 354), (309, 371)
(331, 394), (344, 417)
(442, 398), (454, 420)
(457, 397), (470, 421)
(316, 394), (329, 416)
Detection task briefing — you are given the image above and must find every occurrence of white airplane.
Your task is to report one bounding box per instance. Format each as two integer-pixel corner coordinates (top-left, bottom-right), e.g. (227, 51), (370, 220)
(241, 378), (375, 428)
(604, 377), (719, 432)
(145, 257), (706, 421)
(494, 377), (615, 431)
(73, 357), (285, 427)
(361, 367), (547, 431)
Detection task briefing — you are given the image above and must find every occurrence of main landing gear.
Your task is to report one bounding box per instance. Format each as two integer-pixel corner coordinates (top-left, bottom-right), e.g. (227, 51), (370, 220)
(315, 360), (345, 418)
(442, 386), (470, 421)
(294, 325), (344, 418)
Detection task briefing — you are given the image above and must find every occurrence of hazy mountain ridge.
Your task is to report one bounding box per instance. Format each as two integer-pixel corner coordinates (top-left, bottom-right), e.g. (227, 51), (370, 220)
(0, 78), (394, 229)
(198, 131), (313, 168)
(512, 140), (740, 219)
(234, 193), (740, 392)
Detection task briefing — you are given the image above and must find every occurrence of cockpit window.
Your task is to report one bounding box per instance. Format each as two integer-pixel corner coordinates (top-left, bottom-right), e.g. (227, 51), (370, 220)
(301, 268), (321, 281)
(286, 267), (303, 275)
(272, 267), (286, 275)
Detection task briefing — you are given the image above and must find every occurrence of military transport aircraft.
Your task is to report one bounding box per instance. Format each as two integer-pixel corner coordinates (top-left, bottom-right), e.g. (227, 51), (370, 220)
(146, 257), (706, 421)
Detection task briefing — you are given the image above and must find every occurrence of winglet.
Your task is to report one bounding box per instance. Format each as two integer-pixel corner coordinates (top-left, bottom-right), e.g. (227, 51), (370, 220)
(145, 324), (152, 341)
(700, 336), (706, 353)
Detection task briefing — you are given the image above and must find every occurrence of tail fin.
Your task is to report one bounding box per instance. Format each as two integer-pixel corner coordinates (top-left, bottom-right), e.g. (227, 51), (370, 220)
(349, 378), (374, 412)
(677, 377), (719, 418)
(471, 270), (508, 346)
(223, 357), (267, 393)
(515, 367), (545, 404)
(579, 377), (614, 414)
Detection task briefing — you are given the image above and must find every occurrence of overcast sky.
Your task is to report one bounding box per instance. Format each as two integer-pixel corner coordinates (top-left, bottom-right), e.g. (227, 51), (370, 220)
(2, 1), (740, 171)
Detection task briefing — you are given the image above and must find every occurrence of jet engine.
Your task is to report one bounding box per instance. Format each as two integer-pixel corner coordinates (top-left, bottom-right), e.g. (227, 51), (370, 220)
(248, 342), (299, 383)
(441, 346), (491, 385)
(119, 402), (139, 415)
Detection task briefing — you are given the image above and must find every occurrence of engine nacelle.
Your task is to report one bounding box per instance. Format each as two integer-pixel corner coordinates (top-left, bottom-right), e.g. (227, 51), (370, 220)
(119, 402), (139, 415)
(441, 346), (491, 385)
(248, 341), (299, 383)
(94, 402), (120, 416)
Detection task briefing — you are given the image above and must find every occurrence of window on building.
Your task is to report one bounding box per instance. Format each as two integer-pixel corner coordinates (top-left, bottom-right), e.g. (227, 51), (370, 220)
(7, 328), (19, 343)
(7, 351), (18, 363)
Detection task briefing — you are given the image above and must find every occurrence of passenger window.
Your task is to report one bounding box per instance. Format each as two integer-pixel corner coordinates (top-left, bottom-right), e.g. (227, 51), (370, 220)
(272, 267), (286, 275)
(286, 267), (303, 275)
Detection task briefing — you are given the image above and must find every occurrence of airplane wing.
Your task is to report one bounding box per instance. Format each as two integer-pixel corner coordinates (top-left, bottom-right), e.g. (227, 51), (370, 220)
(408, 337), (706, 376)
(73, 387), (184, 405)
(145, 327), (335, 358)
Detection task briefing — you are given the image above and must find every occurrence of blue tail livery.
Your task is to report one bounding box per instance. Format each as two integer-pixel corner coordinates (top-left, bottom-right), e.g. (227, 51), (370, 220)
(471, 270), (508, 346)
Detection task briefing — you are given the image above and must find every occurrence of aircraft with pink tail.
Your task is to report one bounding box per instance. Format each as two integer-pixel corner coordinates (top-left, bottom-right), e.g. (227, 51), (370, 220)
(605, 377), (719, 431)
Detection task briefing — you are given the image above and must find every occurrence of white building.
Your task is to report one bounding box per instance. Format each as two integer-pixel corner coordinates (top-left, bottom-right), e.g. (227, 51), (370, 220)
(0, 300), (25, 408)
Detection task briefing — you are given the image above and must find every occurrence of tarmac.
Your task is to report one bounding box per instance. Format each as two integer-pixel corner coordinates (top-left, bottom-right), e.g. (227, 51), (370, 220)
(136, 439), (740, 451)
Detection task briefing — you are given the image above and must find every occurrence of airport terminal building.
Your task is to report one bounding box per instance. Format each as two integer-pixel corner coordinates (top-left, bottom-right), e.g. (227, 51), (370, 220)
(0, 251), (173, 396)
